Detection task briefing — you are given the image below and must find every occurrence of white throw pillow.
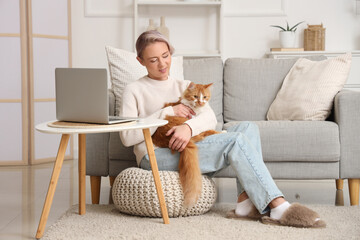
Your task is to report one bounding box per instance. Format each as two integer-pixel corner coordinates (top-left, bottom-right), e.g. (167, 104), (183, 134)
(105, 46), (184, 115)
(267, 53), (352, 121)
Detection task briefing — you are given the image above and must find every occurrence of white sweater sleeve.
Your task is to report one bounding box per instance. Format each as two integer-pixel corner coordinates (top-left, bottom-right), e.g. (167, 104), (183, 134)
(119, 88), (174, 147)
(185, 105), (217, 137)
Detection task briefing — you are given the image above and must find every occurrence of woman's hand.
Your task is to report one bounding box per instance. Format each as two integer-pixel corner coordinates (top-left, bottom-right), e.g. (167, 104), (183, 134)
(166, 124), (192, 152)
(172, 104), (196, 119)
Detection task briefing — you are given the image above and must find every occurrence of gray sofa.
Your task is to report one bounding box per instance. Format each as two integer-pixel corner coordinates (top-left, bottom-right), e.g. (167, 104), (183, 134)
(86, 57), (360, 205)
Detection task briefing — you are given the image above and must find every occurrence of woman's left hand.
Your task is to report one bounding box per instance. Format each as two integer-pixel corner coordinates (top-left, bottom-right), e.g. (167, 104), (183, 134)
(166, 124), (192, 152)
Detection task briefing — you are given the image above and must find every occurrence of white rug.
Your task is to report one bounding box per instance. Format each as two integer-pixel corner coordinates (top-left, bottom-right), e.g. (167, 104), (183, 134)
(43, 203), (360, 240)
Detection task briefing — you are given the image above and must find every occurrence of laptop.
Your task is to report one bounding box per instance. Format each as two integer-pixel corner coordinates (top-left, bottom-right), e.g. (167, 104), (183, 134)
(55, 68), (136, 124)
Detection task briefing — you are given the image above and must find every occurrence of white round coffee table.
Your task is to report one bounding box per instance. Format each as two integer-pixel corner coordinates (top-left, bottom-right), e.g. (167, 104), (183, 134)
(35, 118), (169, 239)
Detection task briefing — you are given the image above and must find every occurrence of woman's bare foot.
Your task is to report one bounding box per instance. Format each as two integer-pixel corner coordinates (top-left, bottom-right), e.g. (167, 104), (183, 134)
(269, 197), (286, 209)
(237, 192), (249, 203)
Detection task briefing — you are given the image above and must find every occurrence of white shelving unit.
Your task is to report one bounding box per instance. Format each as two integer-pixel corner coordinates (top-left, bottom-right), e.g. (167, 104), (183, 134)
(134, 0), (223, 57)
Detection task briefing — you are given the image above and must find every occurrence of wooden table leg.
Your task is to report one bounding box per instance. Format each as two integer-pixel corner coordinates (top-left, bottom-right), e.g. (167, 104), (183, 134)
(36, 134), (70, 239)
(142, 128), (170, 224)
(78, 134), (86, 214)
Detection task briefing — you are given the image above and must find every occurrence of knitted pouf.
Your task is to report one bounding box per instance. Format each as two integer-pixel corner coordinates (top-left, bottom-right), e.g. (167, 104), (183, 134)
(112, 167), (217, 217)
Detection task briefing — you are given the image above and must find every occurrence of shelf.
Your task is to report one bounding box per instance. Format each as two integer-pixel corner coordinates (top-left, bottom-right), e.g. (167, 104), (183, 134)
(134, 0), (223, 57)
(137, 1), (221, 6)
(267, 50), (360, 58)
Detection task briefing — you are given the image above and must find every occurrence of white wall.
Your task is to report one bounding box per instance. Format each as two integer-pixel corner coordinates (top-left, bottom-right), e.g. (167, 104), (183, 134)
(223, 0), (360, 58)
(71, 0), (360, 67)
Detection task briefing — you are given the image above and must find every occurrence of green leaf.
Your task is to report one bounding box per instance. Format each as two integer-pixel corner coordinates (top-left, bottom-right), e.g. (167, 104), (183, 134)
(270, 21), (305, 32)
(289, 21), (304, 31)
(270, 25), (286, 31)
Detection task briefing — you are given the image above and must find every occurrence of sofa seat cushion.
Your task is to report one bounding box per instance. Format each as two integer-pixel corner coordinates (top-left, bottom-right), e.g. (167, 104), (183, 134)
(112, 168), (217, 217)
(224, 121), (340, 162)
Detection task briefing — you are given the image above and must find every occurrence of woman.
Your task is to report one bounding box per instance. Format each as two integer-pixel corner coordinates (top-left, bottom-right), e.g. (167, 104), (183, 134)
(119, 30), (325, 228)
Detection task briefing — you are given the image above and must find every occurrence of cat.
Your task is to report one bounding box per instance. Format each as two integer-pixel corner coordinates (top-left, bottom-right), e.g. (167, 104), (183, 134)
(152, 82), (220, 207)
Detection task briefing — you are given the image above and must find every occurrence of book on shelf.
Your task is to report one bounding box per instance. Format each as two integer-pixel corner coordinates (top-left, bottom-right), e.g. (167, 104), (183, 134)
(270, 48), (304, 52)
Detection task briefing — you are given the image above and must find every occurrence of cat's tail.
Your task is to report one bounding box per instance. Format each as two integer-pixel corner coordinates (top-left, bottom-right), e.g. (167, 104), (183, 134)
(179, 140), (202, 208)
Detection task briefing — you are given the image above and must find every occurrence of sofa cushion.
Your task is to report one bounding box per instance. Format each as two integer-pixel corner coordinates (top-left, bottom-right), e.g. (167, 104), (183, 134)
(224, 120), (340, 162)
(183, 57), (224, 130)
(213, 162), (339, 179)
(223, 57), (326, 122)
(267, 53), (352, 121)
(224, 58), (297, 122)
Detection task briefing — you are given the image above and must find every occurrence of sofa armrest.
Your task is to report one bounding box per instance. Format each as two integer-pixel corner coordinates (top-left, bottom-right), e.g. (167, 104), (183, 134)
(86, 132), (110, 176)
(109, 88), (115, 116)
(334, 90), (360, 178)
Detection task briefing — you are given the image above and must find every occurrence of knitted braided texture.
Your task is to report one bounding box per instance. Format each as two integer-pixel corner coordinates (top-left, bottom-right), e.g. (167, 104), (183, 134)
(112, 168), (217, 217)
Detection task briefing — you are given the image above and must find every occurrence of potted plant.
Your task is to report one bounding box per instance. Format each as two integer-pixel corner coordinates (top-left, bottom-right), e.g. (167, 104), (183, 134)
(271, 21), (304, 48)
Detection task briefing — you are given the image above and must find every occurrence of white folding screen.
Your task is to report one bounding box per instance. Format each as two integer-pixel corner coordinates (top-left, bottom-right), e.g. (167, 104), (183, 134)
(29, 0), (73, 164)
(0, 0), (72, 165)
(0, 1), (28, 165)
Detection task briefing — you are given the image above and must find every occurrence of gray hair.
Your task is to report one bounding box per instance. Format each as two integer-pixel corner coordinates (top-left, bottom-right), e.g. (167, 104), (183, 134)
(135, 30), (174, 58)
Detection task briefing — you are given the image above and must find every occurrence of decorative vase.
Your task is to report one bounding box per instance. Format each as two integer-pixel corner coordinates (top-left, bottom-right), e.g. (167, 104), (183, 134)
(156, 16), (170, 40)
(279, 31), (295, 48)
(146, 19), (156, 31)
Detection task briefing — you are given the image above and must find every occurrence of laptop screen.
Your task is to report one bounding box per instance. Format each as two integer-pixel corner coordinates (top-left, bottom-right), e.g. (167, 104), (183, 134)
(55, 68), (109, 124)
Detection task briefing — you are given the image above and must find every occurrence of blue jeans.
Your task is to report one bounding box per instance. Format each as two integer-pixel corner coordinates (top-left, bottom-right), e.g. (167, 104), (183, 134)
(140, 121), (284, 213)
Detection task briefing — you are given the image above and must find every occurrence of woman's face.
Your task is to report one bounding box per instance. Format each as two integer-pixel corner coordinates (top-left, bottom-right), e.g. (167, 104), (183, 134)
(137, 41), (171, 81)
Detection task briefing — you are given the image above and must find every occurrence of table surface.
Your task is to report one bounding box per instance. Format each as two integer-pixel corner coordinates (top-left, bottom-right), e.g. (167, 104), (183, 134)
(36, 119), (168, 134)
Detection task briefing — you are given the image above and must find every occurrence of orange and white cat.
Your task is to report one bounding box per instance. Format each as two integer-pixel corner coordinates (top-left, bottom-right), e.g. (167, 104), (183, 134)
(152, 82), (219, 207)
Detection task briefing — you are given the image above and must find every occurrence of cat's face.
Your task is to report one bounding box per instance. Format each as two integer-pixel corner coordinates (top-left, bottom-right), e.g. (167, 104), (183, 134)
(182, 82), (213, 109)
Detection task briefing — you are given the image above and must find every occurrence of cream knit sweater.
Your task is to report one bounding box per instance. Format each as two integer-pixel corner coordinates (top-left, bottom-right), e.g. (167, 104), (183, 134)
(119, 75), (217, 165)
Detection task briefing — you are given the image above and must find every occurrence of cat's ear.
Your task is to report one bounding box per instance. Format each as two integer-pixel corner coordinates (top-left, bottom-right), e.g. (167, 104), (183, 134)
(205, 83), (213, 89)
(188, 82), (196, 89)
